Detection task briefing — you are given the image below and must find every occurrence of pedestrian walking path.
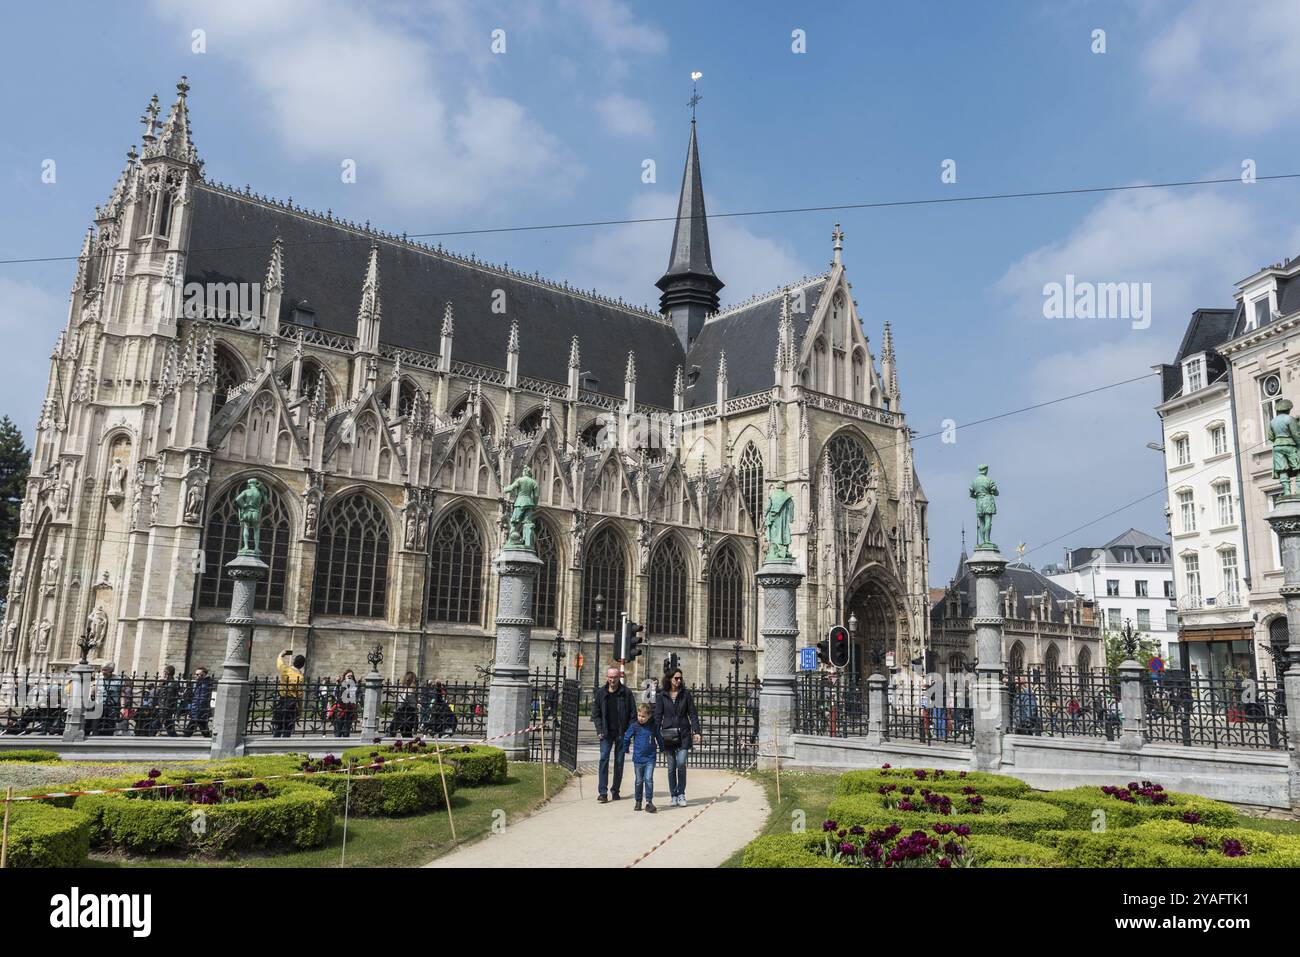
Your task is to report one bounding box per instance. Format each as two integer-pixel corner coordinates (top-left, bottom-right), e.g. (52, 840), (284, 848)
(425, 766), (769, 868)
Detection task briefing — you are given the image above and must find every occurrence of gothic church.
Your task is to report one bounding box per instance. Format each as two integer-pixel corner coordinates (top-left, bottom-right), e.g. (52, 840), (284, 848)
(3, 79), (930, 685)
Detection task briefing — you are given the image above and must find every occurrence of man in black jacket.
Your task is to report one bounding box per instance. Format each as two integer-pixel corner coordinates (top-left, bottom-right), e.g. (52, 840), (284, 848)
(592, 667), (636, 802)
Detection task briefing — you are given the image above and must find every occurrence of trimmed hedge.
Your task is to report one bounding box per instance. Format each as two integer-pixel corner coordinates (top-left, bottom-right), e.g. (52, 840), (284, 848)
(342, 743), (507, 787)
(303, 765), (456, 816)
(72, 781), (334, 855)
(839, 768), (1032, 798)
(0, 749), (61, 763)
(2, 803), (90, 867)
(741, 831), (1060, 868)
(1035, 786), (1237, 830)
(826, 792), (1069, 840)
(1043, 820), (1300, 868)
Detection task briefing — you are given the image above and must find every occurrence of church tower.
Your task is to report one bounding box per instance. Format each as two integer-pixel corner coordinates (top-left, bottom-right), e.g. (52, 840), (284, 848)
(656, 120), (724, 350)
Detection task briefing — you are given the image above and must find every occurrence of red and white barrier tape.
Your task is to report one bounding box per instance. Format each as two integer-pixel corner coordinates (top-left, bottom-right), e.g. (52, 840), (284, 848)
(2, 723), (540, 804)
(624, 757), (759, 868)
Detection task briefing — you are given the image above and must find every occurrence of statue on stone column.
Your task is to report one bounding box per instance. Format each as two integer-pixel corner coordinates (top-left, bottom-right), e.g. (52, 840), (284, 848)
(87, 605), (108, 647)
(234, 478), (267, 556)
(763, 480), (795, 563)
(969, 464), (999, 549)
(502, 465), (539, 550)
(1268, 398), (1300, 497)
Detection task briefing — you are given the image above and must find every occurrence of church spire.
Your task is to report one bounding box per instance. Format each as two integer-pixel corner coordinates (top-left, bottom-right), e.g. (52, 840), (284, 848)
(145, 76), (199, 168)
(656, 104), (723, 350)
(355, 242), (382, 353)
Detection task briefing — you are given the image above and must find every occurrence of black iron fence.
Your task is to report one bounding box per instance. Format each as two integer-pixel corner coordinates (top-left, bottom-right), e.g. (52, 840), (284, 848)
(0, 672), (68, 736)
(81, 672), (210, 737)
(1006, 667), (1122, 740)
(793, 671), (869, 737)
(690, 676), (759, 770)
(885, 675), (974, 746)
(1142, 670), (1287, 751)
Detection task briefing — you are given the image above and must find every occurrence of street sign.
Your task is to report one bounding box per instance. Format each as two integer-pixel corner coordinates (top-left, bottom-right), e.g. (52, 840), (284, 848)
(885, 651), (896, 670)
(799, 647), (818, 671)
(1148, 656), (1165, 673)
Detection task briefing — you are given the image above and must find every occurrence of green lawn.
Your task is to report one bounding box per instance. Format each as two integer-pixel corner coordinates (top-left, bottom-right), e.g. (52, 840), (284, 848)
(722, 769), (1300, 867)
(86, 763), (570, 868)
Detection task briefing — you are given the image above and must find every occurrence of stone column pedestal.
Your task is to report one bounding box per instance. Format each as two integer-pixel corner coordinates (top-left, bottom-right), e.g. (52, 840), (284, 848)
(866, 673), (887, 745)
(967, 547), (1006, 771)
(756, 561), (803, 770)
(1118, 659), (1145, 750)
(1264, 497), (1300, 808)
(211, 555), (268, 759)
(361, 671), (382, 740)
(61, 661), (95, 743)
(487, 548), (542, 760)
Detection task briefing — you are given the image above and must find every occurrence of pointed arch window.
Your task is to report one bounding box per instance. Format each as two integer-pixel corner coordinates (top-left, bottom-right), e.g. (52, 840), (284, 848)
(1045, 643), (1060, 674)
(383, 377), (418, 418)
(427, 506), (484, 624)
(314, 493), (391, 618)
(648, 538), (688, 637)
(1077, 646), (1092, 673)
(738, 443), (764, 529)
(532, 518), (559, 629)
(582, 527), (626, 631)
(1009, 641), (1025, 674)
(708, 543), (744, 643)
(280, 358), (335, 408)
(199, 480), (291, 612)
(211, 346), (244, 420)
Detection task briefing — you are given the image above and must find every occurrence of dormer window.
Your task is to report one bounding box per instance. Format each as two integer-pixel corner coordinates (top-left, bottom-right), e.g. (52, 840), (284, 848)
(1183, 356), (1203, 393)
(289, 300), (316, 328)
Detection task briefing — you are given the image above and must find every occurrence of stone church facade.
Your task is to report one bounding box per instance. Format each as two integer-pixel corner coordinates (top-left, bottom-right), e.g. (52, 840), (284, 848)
(2, 79), (930, 686)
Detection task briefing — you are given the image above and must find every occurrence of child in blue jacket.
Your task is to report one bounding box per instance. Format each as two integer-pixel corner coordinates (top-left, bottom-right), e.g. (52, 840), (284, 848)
(623, 702), (665, 813)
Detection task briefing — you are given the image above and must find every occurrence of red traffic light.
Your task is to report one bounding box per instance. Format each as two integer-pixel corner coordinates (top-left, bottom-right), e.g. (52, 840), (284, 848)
(829, 625), (851, 668)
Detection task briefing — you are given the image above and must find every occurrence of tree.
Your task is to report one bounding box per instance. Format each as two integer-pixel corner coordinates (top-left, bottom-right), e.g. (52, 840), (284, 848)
(1103, 628), (1159, 674)
(0, 416), (31, 613)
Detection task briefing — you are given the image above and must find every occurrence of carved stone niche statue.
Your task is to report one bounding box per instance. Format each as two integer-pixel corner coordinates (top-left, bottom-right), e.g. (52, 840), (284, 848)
(106, 457), (127, 505)
(304, 498), (319, 539)
(404, 510), (419, 549)
(3, 616), (18, 650)
(87, 605), (108, 647)
(34, 618), (51, 653)
(183, 482), (203, 524)
(20, 497), (34, 530)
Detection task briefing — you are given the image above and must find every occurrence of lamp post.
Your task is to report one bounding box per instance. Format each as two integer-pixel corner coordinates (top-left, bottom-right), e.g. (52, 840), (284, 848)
(848, 612), (859, 682)
(1120, 618), (1139, 662)
(592, 594), (605, 693)
(75, 624), (98, 665)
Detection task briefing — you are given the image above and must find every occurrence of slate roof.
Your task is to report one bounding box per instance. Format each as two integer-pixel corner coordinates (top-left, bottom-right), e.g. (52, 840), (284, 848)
(656, 121), (721, 292)
(1065, 528), (1170, 569)
(186, 185), (685, 407)
(683, 276), (827, 408)
(932, 558), (1079, 623)
(1158, 307), (1235, 403)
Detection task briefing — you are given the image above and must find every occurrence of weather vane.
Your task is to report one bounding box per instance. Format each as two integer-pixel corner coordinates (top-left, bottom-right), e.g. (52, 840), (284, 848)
(688, 71), (703, 121)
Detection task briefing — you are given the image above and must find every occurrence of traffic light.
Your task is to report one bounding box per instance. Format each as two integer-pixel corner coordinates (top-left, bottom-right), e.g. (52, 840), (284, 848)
(616, 612), (644, 661)
(663, 652), (680, 676)
(816, 640), (830, 665)
(829, 625), (851, 669)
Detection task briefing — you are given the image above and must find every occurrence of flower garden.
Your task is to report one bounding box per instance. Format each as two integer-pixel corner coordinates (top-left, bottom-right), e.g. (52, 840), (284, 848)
(741, 765), (1300, 868)
(1, 741), (517, 866)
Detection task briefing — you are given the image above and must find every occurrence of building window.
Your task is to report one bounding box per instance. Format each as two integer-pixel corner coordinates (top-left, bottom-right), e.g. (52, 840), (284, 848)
(581, 526), (626, 631)
(1177, 489), (1195, 533)
(1136, 608), (1150, 631)
(1209, 424), (1227, 456)
(532, 519), (559, 629)
(825, 433), (873, 506)
(1214, 481), (1234, 527)
(199, 480), (291, 612)
(1107, 608), (1121, 630)
(1183, 554), (1201, 608)
(427, 507), (484, 624)
(1262, 373), (1283, 433)
(1166, 609), (1178, 630)
(708, 543), (744, 643)
(647, 538), (688, 637)
(315, 493), (390, 618)
(1009, 642), (1025, 673)
(1045, 644), (1060, 673)
(1173, 435), (1190, 466)
(1163, 580), (1174, 598)
(1106, 579), (1120, 597)
(737, 443), (764, 529)
(1183, 357), (1203, 393)
(211, 346), (244, 420)
(1220, 548), (1240, 606)
(1135, 580), (1148, 597)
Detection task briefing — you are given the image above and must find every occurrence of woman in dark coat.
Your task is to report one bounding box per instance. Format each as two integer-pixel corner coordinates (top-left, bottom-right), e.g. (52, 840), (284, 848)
(652, 668), (702, 807)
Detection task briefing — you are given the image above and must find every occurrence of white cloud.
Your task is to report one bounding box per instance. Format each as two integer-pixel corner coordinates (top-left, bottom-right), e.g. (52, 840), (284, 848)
(151, 0), (578, 213)
(1143, 0), (1300, 133)
(565, 192), (811, 310)
(594, 94), (655, 138)
(560, 0), (667, 57)
(0, 279), (63, 441)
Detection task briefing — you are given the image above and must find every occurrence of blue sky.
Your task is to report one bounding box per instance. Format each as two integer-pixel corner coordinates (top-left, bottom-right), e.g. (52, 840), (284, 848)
(3, 0), (1300, 582)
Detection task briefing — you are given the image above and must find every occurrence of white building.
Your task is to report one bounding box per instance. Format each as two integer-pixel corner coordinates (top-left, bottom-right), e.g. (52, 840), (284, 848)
(1154, 308), (1256, 678)
(1046, 529), (1175, 657)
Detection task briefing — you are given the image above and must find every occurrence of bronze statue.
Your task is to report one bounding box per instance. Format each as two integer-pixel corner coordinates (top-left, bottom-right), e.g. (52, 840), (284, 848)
(1268, 398), (1300, 497)
(502, 465), (540, 550)
(969, 464), (999, 549)
(763, 480), (795, 563)
(234, 478), (266, 556)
